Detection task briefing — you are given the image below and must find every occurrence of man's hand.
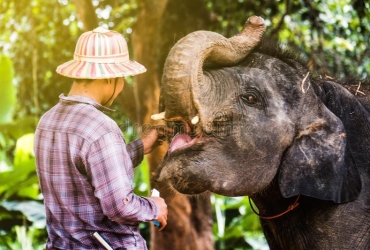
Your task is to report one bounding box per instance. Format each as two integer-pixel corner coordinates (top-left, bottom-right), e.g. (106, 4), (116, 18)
(141, 125), (172, 154)
(150, 196), (168, 231)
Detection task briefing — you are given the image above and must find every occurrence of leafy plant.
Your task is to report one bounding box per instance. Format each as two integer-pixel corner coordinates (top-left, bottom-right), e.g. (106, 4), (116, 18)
(0, 225), (46, 250)
(212, 195), (267, 250)
(0, 134), (39, 200)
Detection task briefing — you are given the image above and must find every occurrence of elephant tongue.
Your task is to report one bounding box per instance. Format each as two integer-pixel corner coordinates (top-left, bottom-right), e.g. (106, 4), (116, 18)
(168, 133), (192, 154)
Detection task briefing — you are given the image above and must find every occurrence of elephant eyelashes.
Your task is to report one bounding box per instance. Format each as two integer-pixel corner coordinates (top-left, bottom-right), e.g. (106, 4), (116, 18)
(239, 88), (264, 109)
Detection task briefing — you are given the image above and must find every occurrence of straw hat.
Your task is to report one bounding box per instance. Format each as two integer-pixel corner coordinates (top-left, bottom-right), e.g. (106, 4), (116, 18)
(56, 27), (146, 79)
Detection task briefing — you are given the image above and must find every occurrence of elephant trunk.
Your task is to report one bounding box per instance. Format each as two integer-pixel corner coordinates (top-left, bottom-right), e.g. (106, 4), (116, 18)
(160, 16), (266, 124)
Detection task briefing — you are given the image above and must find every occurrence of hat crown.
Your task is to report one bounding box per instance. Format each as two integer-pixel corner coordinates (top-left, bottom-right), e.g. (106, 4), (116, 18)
(56, 27), (146, 79)
(92, 26), (110, 33)
(74, 27), (129, 62)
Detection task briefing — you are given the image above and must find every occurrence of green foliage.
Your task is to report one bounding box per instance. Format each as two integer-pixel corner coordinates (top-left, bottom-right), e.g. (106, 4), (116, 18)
(0, 53), (44, 249)
(206, 0), (370, 78)
(0, 225), (46, 250)
(0, 54), (15, 123)
(133, 157), (152, 242)
(0, 132), (46, 249)
(212, 195), (267, 250)
(0, 0), (77, 118)
(0, 134), (39, 200)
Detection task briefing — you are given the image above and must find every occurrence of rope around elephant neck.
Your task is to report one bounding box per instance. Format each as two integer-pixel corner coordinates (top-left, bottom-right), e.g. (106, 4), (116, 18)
(248, 195), (300, 220)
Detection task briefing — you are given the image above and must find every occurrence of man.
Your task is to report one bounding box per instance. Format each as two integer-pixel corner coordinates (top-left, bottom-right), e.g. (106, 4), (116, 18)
(34, 26), (168, 249)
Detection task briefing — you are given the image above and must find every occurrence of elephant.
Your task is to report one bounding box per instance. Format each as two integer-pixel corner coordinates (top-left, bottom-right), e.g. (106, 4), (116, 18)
(153, 16), (370, 249)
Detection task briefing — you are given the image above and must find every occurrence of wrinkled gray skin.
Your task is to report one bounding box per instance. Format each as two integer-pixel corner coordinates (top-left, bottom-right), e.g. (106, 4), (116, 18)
(156, 17), (370, 249)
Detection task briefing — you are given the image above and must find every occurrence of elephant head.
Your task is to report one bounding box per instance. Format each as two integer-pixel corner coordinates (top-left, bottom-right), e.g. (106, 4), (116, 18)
(155, 16), (361, 204)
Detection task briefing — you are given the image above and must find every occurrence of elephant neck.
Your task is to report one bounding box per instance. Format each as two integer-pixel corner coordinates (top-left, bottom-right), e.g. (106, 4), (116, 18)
(251, 186), (370, 249)
(249, 182), (300, 221)
(251, 192), (313, 248)
(249, 195), (300, 220)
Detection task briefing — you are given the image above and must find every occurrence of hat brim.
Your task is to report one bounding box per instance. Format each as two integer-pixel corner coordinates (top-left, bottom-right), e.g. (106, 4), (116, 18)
(56, 60), (147, 79)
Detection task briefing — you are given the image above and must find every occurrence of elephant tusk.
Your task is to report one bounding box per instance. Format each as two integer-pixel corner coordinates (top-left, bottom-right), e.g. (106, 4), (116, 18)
(191, 115), (200, 124)
(151, 112), (166, 120)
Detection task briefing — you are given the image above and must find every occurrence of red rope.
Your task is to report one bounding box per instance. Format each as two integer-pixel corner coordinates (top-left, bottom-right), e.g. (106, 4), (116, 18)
(249, 195), (300, 220)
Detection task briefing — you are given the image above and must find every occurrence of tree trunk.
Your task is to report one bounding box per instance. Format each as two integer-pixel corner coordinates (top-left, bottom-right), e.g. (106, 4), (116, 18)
(131, 0), (214, 249)
(72, 0), (99, 31)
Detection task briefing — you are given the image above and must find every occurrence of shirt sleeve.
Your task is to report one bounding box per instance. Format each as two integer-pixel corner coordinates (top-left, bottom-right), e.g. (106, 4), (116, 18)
(126, 139), (144, 168)
(86, 131), (157, 224)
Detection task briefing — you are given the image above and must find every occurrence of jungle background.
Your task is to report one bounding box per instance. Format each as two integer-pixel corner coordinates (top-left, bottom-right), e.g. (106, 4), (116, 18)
(0, 0), (369, 249)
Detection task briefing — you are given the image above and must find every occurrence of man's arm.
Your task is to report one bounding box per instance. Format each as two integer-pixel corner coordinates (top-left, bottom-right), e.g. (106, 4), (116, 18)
(87, 132), (157, 223)
(126, 125), (170, 167)
(126, 139), (144, 168)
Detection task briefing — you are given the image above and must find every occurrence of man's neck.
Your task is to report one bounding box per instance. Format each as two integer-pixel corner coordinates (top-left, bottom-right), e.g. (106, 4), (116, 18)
(68, 80), (106, 104)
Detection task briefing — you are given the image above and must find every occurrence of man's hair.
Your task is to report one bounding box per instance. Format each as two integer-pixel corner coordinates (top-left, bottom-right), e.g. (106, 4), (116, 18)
(73, 78), (122, 85)
(74, 78), (95, 84)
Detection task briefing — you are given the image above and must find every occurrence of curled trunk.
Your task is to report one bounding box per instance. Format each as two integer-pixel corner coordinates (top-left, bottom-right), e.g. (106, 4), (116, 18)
(160, 16), (266, 124)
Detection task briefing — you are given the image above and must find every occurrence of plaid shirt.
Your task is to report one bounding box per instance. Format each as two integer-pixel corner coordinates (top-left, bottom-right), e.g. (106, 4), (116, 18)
(34, 94), (157, 250)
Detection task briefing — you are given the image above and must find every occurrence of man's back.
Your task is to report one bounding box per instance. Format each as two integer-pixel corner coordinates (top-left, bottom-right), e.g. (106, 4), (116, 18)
(35, 95), (156, 249)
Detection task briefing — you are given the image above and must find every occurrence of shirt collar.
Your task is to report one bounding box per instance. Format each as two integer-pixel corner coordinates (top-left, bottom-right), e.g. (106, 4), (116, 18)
(59, 94), (116, 112)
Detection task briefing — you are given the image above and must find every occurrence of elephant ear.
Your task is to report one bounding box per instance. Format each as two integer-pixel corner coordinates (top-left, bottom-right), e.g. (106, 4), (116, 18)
(278, 98), (361, 203)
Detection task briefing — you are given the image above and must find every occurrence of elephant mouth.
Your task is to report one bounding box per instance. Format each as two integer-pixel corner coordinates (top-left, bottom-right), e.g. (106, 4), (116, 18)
(168, 133), (193, 154)
(155, 117), (219, 194)
(168, 132), (213, 155)
(164, 116), (215, 155)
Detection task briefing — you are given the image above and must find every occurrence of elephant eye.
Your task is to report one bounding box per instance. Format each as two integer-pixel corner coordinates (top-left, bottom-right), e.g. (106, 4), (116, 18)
(239, 88), (264, 109)
(243, 94), (257, 104)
